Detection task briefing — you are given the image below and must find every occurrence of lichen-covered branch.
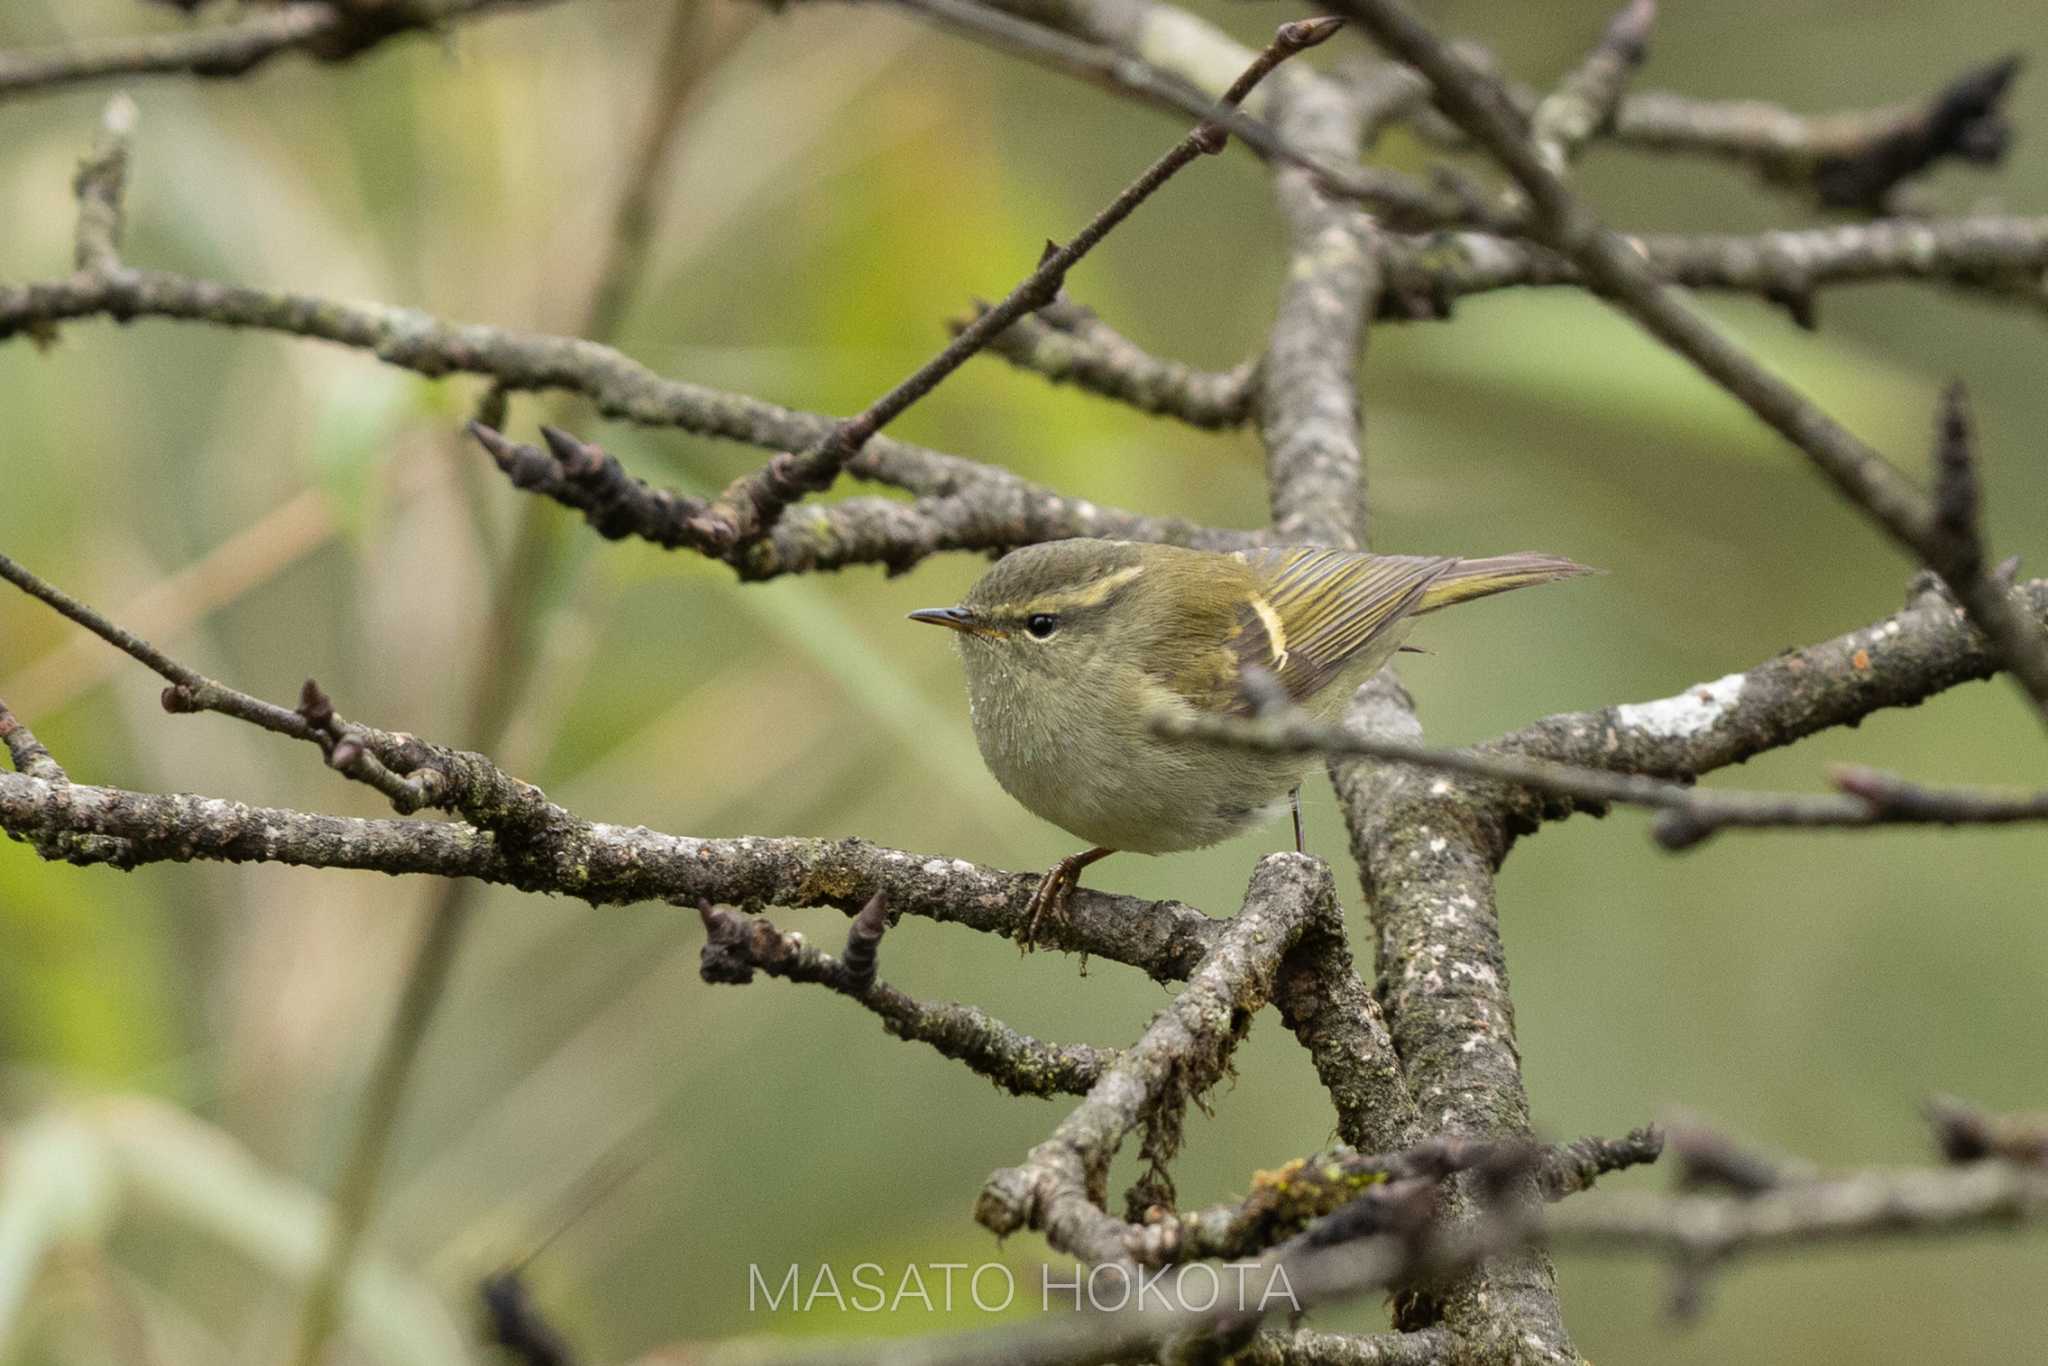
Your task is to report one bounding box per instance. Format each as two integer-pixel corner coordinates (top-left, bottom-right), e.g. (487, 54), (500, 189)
(1500, 580), (2048, 787)
(974, 854), (1335, 1263)
(1271, 882), (1419, 1155)
(1156, 590), (2048, 852)
(0, 768), (1222, 980)
(1255, 70), (1377, 548)
(1132, 1131), (1644, 1266)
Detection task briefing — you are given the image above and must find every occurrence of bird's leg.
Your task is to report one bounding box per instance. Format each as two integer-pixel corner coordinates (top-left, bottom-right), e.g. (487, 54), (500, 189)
(1289, 785), (1305, 854)
(1020, 846), (1115, 952)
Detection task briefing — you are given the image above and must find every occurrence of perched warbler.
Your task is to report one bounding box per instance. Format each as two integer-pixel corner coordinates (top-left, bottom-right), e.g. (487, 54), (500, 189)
(910, 539), (1591, 944)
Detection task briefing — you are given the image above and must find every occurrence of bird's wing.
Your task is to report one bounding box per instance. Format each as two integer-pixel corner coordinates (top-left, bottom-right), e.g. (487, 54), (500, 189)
(1228, 548), (1454, 703)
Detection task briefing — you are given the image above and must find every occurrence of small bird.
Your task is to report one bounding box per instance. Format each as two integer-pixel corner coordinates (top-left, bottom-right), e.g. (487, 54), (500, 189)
(910, 539), (1591, 946)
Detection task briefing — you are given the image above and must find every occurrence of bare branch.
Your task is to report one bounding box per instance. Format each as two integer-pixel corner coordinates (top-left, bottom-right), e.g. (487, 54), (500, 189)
(1396, 42), (2022, 212)
(72, 94), (136, 274)
(1653, 764), (2048, 850)
(697, 896), (1114, 1097)
(1156, 698), (2048, 851)
(1547, 1158), (2048, 1264)
(691, 15), (1344, 556)
(1529, 0), (1655, 174)
(1612, 54), (2022, 211)
(1534, 1126), (1667, 1201)
(3, 108), (1277, 580)
(1163, 580), (2048, 849)
(1332, 0), (2048, 724)
(870, 0), (1484, 229)
(961, 298), (1258, 429)
(0, 699), (66, 786)
(0, 0), (573, 99)
(1375, 217), (2048, 326)
(1926, 1096), (2048, 1168)
(468, 421), (1264, 577)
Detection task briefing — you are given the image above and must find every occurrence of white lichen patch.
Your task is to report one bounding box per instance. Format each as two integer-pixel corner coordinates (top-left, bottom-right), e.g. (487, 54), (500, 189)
(1451, 960), (1499, 987)
(1612, 670), (1746, 740)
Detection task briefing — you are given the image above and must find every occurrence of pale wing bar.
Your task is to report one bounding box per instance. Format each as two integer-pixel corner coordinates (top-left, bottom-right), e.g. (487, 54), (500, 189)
(1236, 549), (1456, 702)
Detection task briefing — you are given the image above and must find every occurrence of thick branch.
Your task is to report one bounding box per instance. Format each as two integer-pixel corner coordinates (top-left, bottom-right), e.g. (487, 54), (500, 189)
(975, 854), (1333, 1263)
(1256, 70), (1376, 547)
(0, 772), (1221, 981)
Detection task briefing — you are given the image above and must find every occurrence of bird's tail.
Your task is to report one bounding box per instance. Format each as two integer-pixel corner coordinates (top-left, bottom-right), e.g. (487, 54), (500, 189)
(1415, 553), (1596, 613)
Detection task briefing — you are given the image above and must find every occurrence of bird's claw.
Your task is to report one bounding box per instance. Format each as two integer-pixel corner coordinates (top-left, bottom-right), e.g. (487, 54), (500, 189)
(1019, 862), (1079, 953)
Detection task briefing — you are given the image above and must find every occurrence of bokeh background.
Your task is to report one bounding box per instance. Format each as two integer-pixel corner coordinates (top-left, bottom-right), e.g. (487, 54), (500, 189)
(2, 0), (2045, 1361)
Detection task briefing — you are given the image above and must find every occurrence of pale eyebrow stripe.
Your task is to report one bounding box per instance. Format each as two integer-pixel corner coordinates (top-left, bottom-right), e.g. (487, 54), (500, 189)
(1063, 563), (1146, 608)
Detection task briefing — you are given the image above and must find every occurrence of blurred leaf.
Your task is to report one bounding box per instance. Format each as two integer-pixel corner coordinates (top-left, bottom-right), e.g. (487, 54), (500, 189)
(306, 369), (434, 543)
(0, 1110), (117, 1352)
(104, 1096), (467, 1366)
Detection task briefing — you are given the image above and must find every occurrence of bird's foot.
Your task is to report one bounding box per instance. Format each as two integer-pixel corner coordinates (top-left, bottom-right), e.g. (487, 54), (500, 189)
(1019, 863), (1078, 954)
(1017, 846), (1113, 954)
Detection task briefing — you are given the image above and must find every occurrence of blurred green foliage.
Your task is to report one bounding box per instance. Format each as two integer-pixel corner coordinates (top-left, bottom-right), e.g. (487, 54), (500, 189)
(1, 0), (2045, 1361)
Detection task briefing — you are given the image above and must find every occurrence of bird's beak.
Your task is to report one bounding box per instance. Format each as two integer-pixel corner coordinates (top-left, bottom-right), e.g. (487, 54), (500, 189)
(908, 606), (984, 636)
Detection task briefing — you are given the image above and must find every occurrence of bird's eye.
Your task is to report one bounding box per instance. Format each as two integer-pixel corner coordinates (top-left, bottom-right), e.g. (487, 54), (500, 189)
(1025, 613), (1059, 639)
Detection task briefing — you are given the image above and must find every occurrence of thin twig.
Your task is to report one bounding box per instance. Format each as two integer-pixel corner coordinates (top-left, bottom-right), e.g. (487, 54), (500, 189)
(1154, 702), (2048, 850)
(697, 896), (1114, 1097)
(693, 15), (1347, 554)
(0, 699), (67, 785)
(960, 297), (1259, 429)
(1529, 0), (1656, 174)
(0, 0), (572, 99)
(1611, 55), (2022, 210)
(467, 420), (1264, 576)
(871, 0), (1476, 227)
(1375, 217), (2048, 327)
